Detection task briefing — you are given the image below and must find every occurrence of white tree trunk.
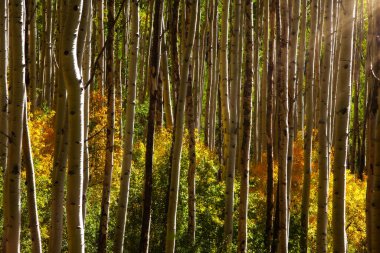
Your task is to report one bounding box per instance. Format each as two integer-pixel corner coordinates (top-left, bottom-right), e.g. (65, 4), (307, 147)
(60, 0), (85, 251)
(165, 0), (198, 251)
(332, 0), (355, 251)
(5, 0), (25, 251)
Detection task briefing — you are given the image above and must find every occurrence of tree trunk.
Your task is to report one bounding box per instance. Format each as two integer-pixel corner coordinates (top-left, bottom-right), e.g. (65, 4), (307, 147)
(96, 0), (104, 95)
(139, 0), (164, 251)
(332, 0), (355, 251)
(98, 0), (115, 251)
(237, 1), (253, 251)
(371, 0), (380, 251)
(4, 0), (25, 251)
(286, 0), (300, 231)
(61, 0), (85, 251)
(113, 1), (139, 252)
(296, 0), (307, 133)
(23, 100), (42, 253)
(0, 0), (7, 173)
(277, 0), (289, 250)
(265, 0), (276, 250)
(316, 0), (333, 250)
(223, 0), (241, 250)
(219, 0), (230, 168)
(300, 0), (318, 250)
(165, 0), (198, 251)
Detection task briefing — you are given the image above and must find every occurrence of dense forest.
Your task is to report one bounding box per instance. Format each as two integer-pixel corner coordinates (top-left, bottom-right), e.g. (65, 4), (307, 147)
(0, 0), (378, 252)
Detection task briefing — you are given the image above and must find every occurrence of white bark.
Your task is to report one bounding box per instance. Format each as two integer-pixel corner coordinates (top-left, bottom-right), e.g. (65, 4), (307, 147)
(61, 0), (85, 251)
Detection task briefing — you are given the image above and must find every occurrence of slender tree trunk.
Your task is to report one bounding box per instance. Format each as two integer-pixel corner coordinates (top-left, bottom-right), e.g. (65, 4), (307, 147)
(365, 1), (374, 250)
(165, 1), (198, 251)
(44, 0), (53, 106)
(48, 2), (68, 251)
(61, 0), (85, 251)
(161, 27), (173, 128)
(0, 0), (7, 172)
(23, 101), (42, 253)
(277, 0), (289, 250)
(4, 1), (25, 251)
(316, 0), (333, 250)
(237, 1), (253, 251)
(371, 1), (380, 251)
(296, 0), (307, 133)
(265, 0), (275, 250)
(29, 0), (37, 112)
(113, 2), (139, 252)
(140, 0), (164, 251)
(186, 49), (196, 248)
(82, 0), (92, 222)
(300, 0), (318, 251)
(219, 0), (230, 168)
(286, 0), (300, 231)
(96, 0), (104, 94)
(332, 0), (355, 251)
(223, 0), (241, 249)
(98, 0), (115, 251)
(259, 0), (269, 163)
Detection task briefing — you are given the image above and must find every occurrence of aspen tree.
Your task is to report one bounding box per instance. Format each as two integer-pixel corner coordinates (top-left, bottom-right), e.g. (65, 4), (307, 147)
(300, 0), (318, 250)
(208, 0), (218, 150)
(96, 0), (104, 94)
(44, 0), (53, 106)
(81, 0), (92, 222)
(60, 0), (85, 251)
(219, 0), (231, 166)
(48, 1), (69, 252)
(98, 0), (115, 251)
(365, 1), (374, 250)
(332, 0), (355, 251)
(265, 0), (276, 249)
(260, 0), (269, 163)
(237, 1), (253, 251)
(0, 0), (7, 172)
(29, 0), (37, 112)
(204, 0), (215, 147)
(165, 0), (198, 251)
(140, 0), (164, 251)
(186, 2), (199, 244)
(114, 1), (139, 251)
(223, 0), (241, 249)
(371, 0), (380, 251)
(316, 0), (333, 250)
(287, 0), (300, 210)
(5, 0), (25, 251)
(161, 29), (173, 128)
(277, 0), (289, 250)
(23, 101), (42, 253)
(296, 0), (307, 133)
